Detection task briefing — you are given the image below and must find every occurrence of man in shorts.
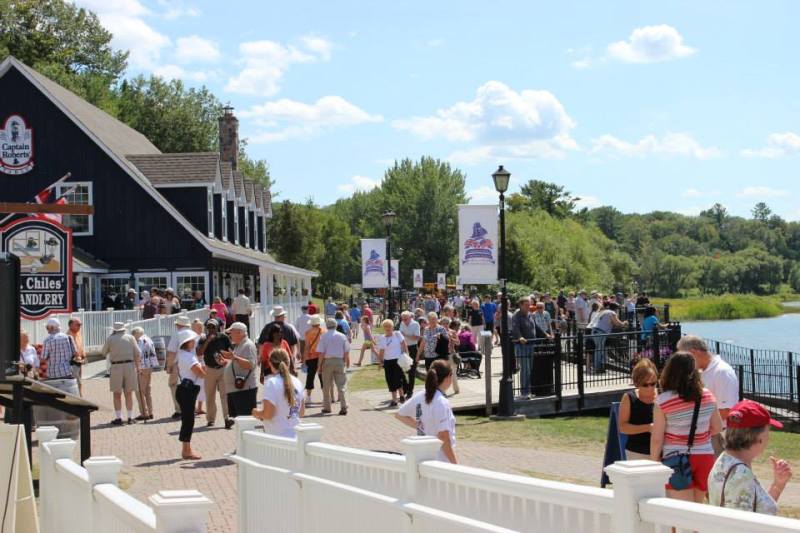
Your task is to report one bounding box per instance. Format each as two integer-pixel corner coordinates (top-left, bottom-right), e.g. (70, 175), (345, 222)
(101, 322), (141, 425)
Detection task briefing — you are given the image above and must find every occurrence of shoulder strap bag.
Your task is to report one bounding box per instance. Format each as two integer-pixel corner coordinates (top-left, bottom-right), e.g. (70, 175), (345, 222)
(661, 396), (701, 490)
(720, 462), (758, 512)
(230, 350), (253, 390)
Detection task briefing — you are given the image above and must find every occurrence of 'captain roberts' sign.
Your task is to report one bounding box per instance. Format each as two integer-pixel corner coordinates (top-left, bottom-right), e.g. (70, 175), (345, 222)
(1, 217), (72, 319)
(0, 114), (34, 175)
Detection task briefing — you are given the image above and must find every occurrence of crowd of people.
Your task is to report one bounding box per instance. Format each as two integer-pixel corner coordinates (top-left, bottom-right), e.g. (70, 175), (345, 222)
(618, 336), (793, 515)
(11, 291), (795, 514)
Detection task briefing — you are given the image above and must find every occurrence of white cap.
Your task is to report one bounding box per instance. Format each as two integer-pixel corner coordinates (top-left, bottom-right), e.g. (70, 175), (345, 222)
(46, 317), (61, 329)
(226, 322), (248, 334)
(174, 329), (198, 349)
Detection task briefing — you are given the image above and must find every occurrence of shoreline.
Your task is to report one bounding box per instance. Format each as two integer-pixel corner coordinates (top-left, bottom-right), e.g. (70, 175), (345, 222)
(651, 294), (799, 321)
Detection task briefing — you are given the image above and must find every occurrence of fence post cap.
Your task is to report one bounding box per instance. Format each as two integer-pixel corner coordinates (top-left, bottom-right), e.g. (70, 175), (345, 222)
(604, 460), (673, 484)
(84, 456), (123, 486)
(233, 416), (260, 432)
(34, 426), (59, 443)
(295, 423), (324, 439)
(150, 490), (213, 533)
(43, 438), (77, 460)
(401, 436), (443, 458)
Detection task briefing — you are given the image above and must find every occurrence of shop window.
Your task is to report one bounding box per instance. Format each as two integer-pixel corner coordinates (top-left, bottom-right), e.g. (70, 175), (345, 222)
(56, 182), (93, 235)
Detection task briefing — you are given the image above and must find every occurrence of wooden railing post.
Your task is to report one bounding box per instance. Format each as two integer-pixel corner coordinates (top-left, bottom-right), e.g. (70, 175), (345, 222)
(605, 461), (673, 533)
(401, 436), (444, 501)
(234, 416), (260, 457)
(295, 423), (324, 472)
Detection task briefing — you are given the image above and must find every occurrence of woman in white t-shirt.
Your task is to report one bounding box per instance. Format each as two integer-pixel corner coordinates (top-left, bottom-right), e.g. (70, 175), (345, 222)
(376, 319), (408, 407)
(253, 348), (305, 438)
(19, 330), (39, 379)
(174, 329), (206, 461)
(395, 360), (458, 464)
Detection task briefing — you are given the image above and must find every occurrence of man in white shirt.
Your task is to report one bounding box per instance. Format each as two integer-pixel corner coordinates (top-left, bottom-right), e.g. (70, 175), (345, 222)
(295, 304), (312, 360)
(231, 289), (252, 334)
(166, 316), (191, 418)
(399, 311), (421, 396)
(317, 317), (351, 415)
(575, 291), (590, 326)
(678, 335), (740, 456)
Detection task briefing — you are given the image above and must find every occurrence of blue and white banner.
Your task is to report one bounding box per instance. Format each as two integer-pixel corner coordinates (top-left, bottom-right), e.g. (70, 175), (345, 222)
(361, 238), (387, 288)
(413, 269), (423, 288)
(437, 273), (446, 290)
(389, 259), (399, 288)
(458, 204), (498, 284)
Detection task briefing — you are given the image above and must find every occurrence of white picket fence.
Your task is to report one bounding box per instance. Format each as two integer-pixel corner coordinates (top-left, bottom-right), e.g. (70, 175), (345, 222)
(231, 418), (800, 533)
(36, 426), (212, 533)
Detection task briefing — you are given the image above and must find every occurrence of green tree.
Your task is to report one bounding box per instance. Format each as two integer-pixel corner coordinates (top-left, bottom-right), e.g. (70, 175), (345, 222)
(701, 203), (729, 232)
(315, 211), (359, 294)
(116, 76), (222, 153)
(237, 142), (273, 189)
(507, 180), (577, 218)
(0, 0), (128, 109)
(789, 263), (800, 293)
(267, 200), (323, 270)
(590, 206), (624, 240)
(752, 202), (772, 222)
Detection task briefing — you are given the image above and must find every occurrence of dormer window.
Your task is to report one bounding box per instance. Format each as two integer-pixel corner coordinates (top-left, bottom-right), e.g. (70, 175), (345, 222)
(207, 187), (214, 237)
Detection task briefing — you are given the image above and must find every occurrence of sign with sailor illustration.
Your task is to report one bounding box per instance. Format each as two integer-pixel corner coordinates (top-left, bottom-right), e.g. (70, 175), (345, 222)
(0, 114), (34, 175)
(1, 217), (72, 319)
(437, 273), (446, 290)
(389, 259), (399, 288)
(458, 204), (498, 284)
(413, 269), (423, 288)
(361, 238), (387, 288)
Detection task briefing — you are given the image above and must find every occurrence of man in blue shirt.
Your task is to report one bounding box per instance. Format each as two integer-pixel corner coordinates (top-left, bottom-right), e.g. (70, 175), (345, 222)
(349, 305), (361, 338)
(480, 294), (497, 338)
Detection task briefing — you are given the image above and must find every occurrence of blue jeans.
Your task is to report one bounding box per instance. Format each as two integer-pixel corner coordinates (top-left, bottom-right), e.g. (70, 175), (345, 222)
(515, 343), (534, 396)
(591, 328), (607, 372)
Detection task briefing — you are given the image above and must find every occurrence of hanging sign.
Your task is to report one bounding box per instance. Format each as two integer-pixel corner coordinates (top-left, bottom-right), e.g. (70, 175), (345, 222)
(389, 259), (399, 288)
(0, 114), (34, 175)
(437, 273), (446, 290)
(458, 204), (498, 284)
(1, 217), (72, 319)
(456, 276), (463, 291)
(361, 238), (387, 289)
(413, 269), (423, 288)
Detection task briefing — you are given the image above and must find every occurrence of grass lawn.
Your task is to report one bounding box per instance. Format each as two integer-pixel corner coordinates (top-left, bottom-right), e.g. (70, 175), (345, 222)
(456, 415), (609, 454)
(348, 363), (387, 392)
(651, 294), (788, 321)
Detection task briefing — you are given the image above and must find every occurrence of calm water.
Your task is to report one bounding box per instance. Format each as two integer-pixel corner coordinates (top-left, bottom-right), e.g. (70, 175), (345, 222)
(683, 313), (800, 353)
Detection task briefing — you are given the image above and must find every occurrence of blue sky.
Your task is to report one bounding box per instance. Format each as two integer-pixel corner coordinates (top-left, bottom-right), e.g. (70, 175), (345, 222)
(76, 0), (800, 218)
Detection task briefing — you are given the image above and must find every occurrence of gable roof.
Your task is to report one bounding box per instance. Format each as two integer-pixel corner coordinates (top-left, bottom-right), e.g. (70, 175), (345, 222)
(0, 56), (311, 276)
(253, 182), (264, 211)
(244, 179), (256, 205)
(232, 170), (246, 199)
(262, 189), (273, 218)
(126, 152), (220, 186)
(220, 161), (234, 191)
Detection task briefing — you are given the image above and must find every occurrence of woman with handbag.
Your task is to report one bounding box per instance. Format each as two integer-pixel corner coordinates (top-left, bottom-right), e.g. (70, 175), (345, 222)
(440, 317), (460, 395)
(651, 352), (722, 503)
(302, 315), (325, 404)
(376, 319), (409, 407)
(221, 322), (259, 421)
(174, 329), (206, 460)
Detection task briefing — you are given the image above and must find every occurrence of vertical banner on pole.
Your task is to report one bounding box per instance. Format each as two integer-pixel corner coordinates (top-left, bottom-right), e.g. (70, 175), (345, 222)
(457, 204), (498, 284)
(389, 260), (399, 288)
(361, 238), (387, 289)
(437, 273), (446, 290)
(456, 276), (463, 291)
(413, 269), (423, 288)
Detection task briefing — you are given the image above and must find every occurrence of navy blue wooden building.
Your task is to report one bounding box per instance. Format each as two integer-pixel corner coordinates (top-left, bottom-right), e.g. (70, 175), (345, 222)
(0, 56), (314, 310)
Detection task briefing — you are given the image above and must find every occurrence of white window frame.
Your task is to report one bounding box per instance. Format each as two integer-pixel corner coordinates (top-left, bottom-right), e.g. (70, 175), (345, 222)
(233, 203), (240, 245)
(56, 181), (93, 236)
(221, 198), (228, 241)
(173, 271), (210, 303)
(244, 208), (250, 248)
(207, 187), (214, 238)
(135, 271), (171, 292)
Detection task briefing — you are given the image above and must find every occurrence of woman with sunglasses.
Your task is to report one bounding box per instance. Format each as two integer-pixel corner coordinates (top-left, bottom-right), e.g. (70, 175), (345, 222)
(619, 358), (658, 460)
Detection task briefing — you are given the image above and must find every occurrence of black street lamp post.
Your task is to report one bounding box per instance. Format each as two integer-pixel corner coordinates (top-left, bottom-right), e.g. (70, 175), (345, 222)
(382, 210), (396, 322)
(492, 165), (514, 417)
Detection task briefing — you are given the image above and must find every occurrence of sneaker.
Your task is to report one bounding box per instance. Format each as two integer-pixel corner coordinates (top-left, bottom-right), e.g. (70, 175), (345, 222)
(111, 418), (123, 426)
(127, 418), (136, 425)
(338, 409), (348, 416)
(206, 421), (214, 427)
(224, 419), (235, 430)
(171, 412), (181, 419)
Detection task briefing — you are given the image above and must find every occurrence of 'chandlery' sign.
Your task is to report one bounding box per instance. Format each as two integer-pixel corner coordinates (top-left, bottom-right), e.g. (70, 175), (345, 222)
(0, 114), (34, 175)
(1, 217), (72, 319)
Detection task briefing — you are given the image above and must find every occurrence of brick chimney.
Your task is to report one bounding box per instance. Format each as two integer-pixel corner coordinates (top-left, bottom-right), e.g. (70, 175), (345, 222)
(219, 105), (239, 170)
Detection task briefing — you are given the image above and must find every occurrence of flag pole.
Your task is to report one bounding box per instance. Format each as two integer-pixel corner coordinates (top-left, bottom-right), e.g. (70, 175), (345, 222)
(0, 172), (71, 226)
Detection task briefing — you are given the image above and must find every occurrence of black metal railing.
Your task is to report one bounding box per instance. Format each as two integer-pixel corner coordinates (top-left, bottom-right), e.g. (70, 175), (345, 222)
(707, 339), (799, 425)
(511, 323), (682, 403)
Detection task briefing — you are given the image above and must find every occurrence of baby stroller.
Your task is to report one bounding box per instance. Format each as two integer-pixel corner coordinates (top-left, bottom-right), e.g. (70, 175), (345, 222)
(456, 349), (483, 379)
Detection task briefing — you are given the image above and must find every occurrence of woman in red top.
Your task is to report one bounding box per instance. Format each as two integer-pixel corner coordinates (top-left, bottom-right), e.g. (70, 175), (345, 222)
(211, 297), (229, 327)
(260, 323), (292, 383)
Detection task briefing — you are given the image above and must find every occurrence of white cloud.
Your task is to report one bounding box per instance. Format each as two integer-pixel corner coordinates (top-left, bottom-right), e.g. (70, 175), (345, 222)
(174, 36), (220, 63)
(241, 96), (382, 142)
(467, 186), (498, 204)
(225, 36), (332, 96)
(337, 175), (381, 194)
(607, 25), (696, 64)
(153, 64), (211, 82)
(74, 0), (170, 69)
(571, 57), (592, 69)
(394, 81), (577, 163)
(590, 132), (722, 160)
(683, 188), (703, 198)
(736, 186), (788, 198)
(741, 132), (800, 158)
(574, 195), (603, 209)
(157, 0), (201, 19)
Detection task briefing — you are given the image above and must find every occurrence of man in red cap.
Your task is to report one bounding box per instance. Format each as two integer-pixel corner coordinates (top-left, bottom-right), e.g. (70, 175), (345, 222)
(707, 400), (792, 515)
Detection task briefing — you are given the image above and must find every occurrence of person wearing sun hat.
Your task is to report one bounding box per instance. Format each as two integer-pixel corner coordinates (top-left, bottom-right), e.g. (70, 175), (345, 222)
(707, 400), (793, 515)
(166, 315), (192, 418)
(101, 322), (141, 425)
